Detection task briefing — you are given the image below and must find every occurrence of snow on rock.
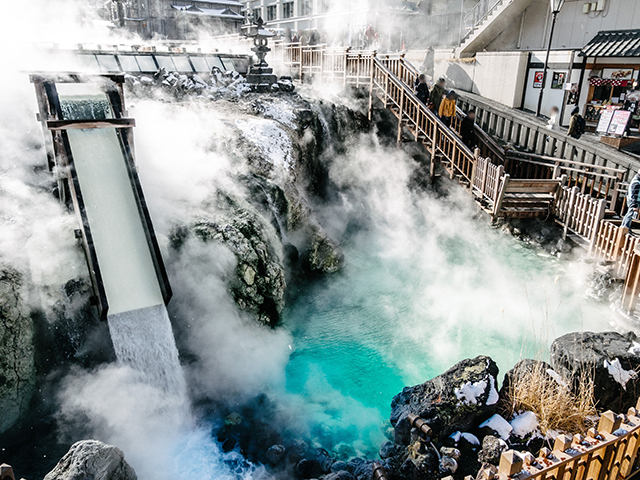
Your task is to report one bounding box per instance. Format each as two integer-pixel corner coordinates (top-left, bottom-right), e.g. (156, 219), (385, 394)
(449, 431), (461, 443)
(487, 375), (499, 405)
(510, 411), (538, 438)
(235, 119), (294, 173)
(261, 100), (297, 129)
(455, 379), (488, 405)
(546, 369), (569, 388)
(629, 342), (640, 356)
(604, 358), (637, 389)
(461, 432), (480, 446)
(480, 414), (513, 440)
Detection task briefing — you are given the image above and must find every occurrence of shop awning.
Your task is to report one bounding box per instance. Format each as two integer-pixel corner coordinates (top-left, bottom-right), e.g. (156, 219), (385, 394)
(580, 29), (640, 58)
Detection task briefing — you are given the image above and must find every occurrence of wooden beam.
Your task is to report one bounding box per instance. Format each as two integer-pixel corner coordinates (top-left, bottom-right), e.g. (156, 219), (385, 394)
(47, 118), (136, 131)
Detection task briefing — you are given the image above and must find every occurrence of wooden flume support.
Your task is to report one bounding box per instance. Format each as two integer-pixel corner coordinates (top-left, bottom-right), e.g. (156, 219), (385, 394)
(270, 43), (640, 315)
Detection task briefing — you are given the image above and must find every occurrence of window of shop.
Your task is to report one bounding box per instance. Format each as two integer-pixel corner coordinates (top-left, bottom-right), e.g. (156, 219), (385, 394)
(584, 69), (639, 130)
(253, 7), (261, 20)
(283, 2), (294, 18)
(266, 5), (276, 20)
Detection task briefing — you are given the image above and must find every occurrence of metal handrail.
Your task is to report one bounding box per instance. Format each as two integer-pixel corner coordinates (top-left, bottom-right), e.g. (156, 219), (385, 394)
(461, 0), (503, 41)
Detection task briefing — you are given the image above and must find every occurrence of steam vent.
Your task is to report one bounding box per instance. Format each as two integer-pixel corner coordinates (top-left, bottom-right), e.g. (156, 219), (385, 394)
(3, 2), (640, 480)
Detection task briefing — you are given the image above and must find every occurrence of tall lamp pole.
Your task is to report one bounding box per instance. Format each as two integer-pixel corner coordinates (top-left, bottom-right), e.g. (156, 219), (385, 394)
(536, 0), (565, 117)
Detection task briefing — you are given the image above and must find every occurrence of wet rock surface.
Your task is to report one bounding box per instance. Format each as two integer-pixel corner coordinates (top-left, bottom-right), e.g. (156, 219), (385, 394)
(390, 356), (500, 444)
(550, 331), (640, 412)
(0, 266), (35, 434)
(44, 440), (137, 480)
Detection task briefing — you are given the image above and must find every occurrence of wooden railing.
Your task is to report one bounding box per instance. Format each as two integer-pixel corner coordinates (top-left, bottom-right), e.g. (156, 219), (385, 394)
(554, 186), (607, 248)
(497, 406), (640, 480)
(456, 92), (636, 180)
(369, 56), (477, 185)
(471, 156), (504, 207)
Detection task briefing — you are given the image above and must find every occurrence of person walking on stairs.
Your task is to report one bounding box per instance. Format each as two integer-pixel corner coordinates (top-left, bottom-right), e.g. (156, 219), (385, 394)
(439, 90), (457, 127)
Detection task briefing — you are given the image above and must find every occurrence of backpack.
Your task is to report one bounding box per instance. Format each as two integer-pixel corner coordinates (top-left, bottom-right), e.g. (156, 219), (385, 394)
(575, 115), (586, 137)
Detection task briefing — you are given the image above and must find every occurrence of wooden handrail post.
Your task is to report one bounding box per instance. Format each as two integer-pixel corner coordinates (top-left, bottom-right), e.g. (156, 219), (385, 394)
(481, 159), (490, 196)
(493, 173), (509, 220)
(498, 450), (523, 477)
(564, 186), (578, 239)
(589, 200), (606, 254)
(397, 88), (405, 148)
(368, 61), (375, 121)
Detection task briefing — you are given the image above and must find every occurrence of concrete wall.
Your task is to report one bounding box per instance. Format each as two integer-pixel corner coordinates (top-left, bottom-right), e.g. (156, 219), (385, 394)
(486, 0), (640, 52)
(434, 50), (529, 107)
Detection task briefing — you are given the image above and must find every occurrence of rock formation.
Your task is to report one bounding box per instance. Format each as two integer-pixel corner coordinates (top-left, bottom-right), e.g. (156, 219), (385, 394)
(390, 355), (500, 444)
(550, 331), (640, 412)
(44, 440), (137, 480)
(0, 266), (35, 434)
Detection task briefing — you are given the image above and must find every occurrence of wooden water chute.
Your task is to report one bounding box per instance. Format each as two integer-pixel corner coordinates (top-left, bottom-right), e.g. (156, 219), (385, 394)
(30, 74), (172, 320)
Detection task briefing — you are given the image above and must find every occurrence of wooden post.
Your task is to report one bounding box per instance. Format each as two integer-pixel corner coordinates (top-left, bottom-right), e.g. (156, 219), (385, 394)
(397, 88), (405, 148)
(481, 159), (490, 197)
(368, 64), (375, 121)
(470, 148), (480, 192)
(493, 173), (509, 220)
(430, 129), (437, 181)
(564, 186), (578, 239)
(589, 199), (607, 255)
(498, 450), (523, 477)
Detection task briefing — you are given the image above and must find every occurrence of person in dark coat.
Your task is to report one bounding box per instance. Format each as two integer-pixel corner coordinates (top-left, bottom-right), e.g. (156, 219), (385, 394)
(430, 78), (446, 116)
(461, 109), (477, 149)
(415, 74), (429, 105)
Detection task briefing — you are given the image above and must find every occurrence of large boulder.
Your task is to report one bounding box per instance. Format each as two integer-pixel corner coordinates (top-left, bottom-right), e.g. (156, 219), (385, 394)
(390, 356), (500, 444)
(0, 266), (36, 434)
(550, 331), (640, 412)
(44, 440), (137, 480)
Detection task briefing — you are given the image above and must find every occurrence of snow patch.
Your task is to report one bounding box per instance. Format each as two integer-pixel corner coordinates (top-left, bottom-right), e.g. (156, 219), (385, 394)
(235, 119), (294, 174)
(480, 414), (513, 440)
(262, 100), (297, 128)
(449, 431), (480, 446)
(510, 411), (538, 438)
(546, 369), (569, 388)
(629, 342), (640, 356)
(487, 375), (499, 405)
(455, 379), (488, 405)
(461, 432), (480, 445)
(604, 358), (637, 389)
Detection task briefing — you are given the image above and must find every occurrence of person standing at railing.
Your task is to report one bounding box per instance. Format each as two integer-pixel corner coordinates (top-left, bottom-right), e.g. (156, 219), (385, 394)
(415, 74), (429, 105)
(567, 106), (586, 139)
(547, 106), (560, 131)
(430, 78), (446, 114)
(439, 90), (457, 127)
(461, 110), (477, 148)
(623, 172), (640, 229)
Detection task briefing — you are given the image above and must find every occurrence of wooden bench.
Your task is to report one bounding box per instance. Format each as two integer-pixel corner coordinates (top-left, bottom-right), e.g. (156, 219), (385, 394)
(493, 175), (564, 219)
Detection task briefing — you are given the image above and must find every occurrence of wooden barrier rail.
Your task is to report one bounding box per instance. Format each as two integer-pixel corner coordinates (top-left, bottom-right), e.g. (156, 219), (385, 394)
(497, 405), (640, 480)
(555, 186), (607, 248)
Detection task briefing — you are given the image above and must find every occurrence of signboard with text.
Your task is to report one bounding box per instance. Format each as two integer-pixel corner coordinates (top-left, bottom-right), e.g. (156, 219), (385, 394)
(607, 110), (632, 136)
(597, 109), (615, 133)
(533, 71), (544, 88)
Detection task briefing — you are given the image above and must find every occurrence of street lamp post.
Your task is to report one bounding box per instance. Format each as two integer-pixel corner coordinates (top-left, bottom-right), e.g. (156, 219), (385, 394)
(536, 0), (565, 117)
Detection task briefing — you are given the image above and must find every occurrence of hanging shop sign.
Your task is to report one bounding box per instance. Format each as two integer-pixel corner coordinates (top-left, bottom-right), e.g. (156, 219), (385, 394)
(607, 110), (632, 136)
(603, 68), (635, 80)
(533, 71), (543, 88)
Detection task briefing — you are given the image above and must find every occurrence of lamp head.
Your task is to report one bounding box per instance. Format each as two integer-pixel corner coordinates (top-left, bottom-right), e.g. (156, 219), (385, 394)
(550, 0), (565, 14)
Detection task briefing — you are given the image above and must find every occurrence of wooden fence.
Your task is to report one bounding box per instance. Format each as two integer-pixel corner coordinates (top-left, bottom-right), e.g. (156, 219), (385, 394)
(554, 186), (607, 248)
(496, 406), (640, 480)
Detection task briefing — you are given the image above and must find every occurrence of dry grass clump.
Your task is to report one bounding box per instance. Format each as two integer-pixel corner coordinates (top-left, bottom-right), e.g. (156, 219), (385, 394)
(503, 361), (596, 435)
